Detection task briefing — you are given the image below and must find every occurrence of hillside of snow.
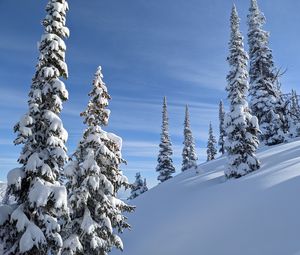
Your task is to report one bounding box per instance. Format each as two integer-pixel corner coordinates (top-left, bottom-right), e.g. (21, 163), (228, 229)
(113, 139), (300, 255)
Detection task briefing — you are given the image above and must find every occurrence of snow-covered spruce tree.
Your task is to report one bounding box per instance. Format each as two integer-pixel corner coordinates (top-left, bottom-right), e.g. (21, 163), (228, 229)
(62, 66), (134, 255)
(156, 97), (175, 183)
(225, 5), (260, 178)
(290, 90), (300, 118)
(218, 100), (226, 155)
(247, 0), (287, 145)
(0, 1), (70, 254)
(181, 105), (198, 171)
(143, 178), (148, 193)
(206, 122), (217, 162)
(287, 90), (300, 137)
(128, 172), (148, 200)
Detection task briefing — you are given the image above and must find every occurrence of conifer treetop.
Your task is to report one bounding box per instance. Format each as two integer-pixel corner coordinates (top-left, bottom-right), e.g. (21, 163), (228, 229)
(162, 96), (169, 132)
(249, 0), (266, 27)
(128, 172), (148, 200)
(227, 4), (249, 107)
(81, 66), (111, 127)
(184, 105), (190, 129)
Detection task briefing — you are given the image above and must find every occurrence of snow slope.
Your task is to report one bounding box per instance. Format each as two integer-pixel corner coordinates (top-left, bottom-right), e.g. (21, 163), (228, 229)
(113, 139), (300, 255)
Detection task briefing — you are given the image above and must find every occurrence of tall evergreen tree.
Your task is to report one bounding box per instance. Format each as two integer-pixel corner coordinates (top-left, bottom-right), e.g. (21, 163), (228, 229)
(128, 172), (148, 200)
(62, 67), (134, 255)
(206, 122), (217, 161)
(181, 105), (198, 171)
(247, 0), (287, 145)
(156, 97), (175, 183)
(288, 89), (300, 137)
(143, 178), (148, 192)
(218, 100), (226, 155)
(225, 5), (260, 178)
(0, 1), (70, 254)
(290, 90), (300, 119)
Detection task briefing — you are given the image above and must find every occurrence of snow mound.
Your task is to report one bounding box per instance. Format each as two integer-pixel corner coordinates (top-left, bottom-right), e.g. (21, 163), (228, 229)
(113, 139), (300, 255)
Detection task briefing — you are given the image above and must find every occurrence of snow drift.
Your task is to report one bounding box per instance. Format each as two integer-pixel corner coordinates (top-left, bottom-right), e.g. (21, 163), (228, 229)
(113, 139), (300, 255)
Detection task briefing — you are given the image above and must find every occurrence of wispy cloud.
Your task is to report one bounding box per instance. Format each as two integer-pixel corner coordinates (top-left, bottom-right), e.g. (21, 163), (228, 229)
(123, 140), (183, 158)
(0, 157), (18, 167)
(168, 64), (226, 92)
(123, 141), (158, 157)
(0, 138), (14, 146)
(0, 35), (35, 53)
(62, 95), (221, 144)
(0, 88), (27, 108)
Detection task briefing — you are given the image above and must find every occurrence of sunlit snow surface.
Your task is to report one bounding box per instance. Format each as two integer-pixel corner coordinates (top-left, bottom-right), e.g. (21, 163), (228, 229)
(113, 139), (300, 255)
(1, 140), (300, 254)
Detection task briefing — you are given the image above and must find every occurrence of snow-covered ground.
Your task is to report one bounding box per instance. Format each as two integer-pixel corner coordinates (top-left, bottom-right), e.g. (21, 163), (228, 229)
(113, 139), (300, 255)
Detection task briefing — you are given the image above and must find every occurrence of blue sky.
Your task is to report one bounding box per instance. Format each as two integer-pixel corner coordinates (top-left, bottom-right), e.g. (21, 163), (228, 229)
(0, 0), (300, 187)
